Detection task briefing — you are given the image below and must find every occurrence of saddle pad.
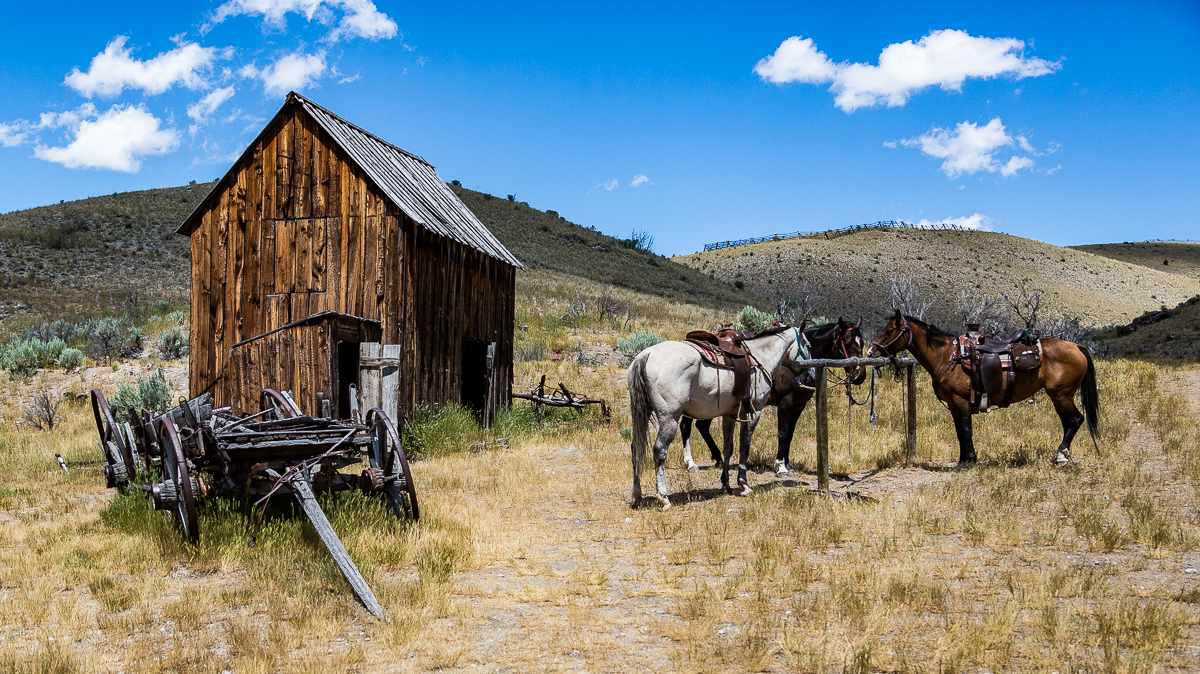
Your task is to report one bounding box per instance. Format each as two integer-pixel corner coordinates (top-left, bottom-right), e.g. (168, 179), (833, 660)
(958, 337), (1042, 371)
(684, 340), (733, 369)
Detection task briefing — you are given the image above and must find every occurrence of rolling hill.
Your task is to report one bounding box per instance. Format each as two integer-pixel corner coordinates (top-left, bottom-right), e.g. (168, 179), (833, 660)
(675, 228), (1200, 328)
(1072, 241), (1200, 280)
(0, 181), (761, 331)
(1088, 294), (1200, 360)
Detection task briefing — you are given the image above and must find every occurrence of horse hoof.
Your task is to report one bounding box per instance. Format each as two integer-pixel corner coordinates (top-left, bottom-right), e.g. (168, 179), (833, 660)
(659, 499), (671, 511)
(739, 484), (753, 497)
(774, 461), (789, 477)
(686, 462), (699, 473)
(956, 460), (974, 472)
(1054, 451), (1070, 466)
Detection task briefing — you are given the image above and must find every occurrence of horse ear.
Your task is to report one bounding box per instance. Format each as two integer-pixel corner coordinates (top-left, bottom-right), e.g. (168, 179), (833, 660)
(856, 317), (862, 328)
(838, 316), (845, 325)
(893, 308), (902, 319)
(799, 318), (809, 331)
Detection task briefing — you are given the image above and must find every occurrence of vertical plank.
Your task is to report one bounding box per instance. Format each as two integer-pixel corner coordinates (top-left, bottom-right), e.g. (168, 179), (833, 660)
(244, 146), (262, 338)
(232, 173), (247, 344)
(296, 218), (312, 295)
(261, 219), (276, 301)
(326, 217), (342, 309)
(359, 343), (382, 412)
(381, 344), (400, 423)
(312, 218), (328, 292)
(815, 366), (829, 492)
(276, 113), (293, 220)
(212, 192), (229, 406)
(311, 117), (325, 218)
(262, 128), (277, 221)
(294, 114), (310, 219)
(276, 219), (295, 295)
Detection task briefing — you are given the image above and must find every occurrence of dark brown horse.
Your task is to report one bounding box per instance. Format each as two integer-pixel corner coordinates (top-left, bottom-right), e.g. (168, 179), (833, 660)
(679, 318), (867, 475)
(867, 310), (1099, 467)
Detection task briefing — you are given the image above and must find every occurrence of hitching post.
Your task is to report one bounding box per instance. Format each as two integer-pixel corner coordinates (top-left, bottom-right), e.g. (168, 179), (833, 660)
(905, 364), (917, 461)
(815, 366), (829, 492)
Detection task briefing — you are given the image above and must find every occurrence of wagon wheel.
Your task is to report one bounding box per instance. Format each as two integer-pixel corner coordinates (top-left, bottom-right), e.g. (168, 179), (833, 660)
(365, 409), (419, 522)
(153, 417), (200, 543)
(90, 389), (136, 487)
(128, 408), (159, 473)
(262, 388), (301, 420)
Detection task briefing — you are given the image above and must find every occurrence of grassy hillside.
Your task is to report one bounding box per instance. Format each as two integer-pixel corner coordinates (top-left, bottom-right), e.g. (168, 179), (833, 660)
(0, 183), (213, 328)
(676, 228), (1200, 328)
(1088, 295), (1200, 360)
(1073, 241), (1200, 280)
(451, 185), (760, 311)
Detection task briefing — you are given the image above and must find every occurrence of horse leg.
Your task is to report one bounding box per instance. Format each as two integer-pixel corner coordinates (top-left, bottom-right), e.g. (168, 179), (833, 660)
(652, 416), (679, 510)
(775, 395), (805, 476)
(681, 417), (699, 472)
(697, 419), (722, 468)
(1049, 390), (1084, 466)
(721, 414), (737, 493)
(952, 408), (977, 469)
(737, 415), (758, 496)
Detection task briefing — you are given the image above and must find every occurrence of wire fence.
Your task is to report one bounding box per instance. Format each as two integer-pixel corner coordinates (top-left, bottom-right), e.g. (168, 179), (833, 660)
(702, 220), (978, 252)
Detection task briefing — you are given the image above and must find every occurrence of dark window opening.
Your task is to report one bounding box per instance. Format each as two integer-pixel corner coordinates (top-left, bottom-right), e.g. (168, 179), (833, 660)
(336, 341), (359, 419)
(462, 338), (489, 417)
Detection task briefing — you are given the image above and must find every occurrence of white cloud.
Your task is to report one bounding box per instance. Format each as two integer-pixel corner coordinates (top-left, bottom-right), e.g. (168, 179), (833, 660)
(209, 0), (397, 42)
(337, 72), (362, 84)
(64, 36), (227, 98)
(630, 174), (651, 188)
(34, 103), (180, 172)
(1045, 164), (1062, 176)
(241, 51), (326, 96)
(0, 121), (33, 147)
(187, 86), (237, 125)
(755, 29), (1060, 112)
(896, 117), (1035, 178)
(913, 213), (993, 231)
(589, 178), (619, 194)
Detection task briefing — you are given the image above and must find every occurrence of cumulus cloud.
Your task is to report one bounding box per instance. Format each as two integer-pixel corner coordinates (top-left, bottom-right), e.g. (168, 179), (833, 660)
(630, 174), (652, 188)
(34, 103), (180, 172)
(187, 86), (237, 124)
(0, 121), (34, 147)
(241, 51), (326, 96)
(64, 36), (228, 98)
(209, 0), (397, 41)
(895, 117), (1036, 179)
(913, 213), (993, 231)
(755, 29), (1060, 112)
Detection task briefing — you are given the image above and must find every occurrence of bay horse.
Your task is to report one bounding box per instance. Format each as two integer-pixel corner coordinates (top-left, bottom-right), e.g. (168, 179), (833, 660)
(679, 318), (867, 476)
(867, 310), (1099, 467)
(627, 325), (804, 509)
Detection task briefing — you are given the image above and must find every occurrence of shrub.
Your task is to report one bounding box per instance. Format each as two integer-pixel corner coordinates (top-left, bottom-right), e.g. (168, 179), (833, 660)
(33, 338), (66, 365)
(515, 340), (549, 362)
(110, 369), (173, 420)
(128, 327), (144, 353)
(738, 305), (776, 334)
(150, 299), (173, 315)
(87, 318), (126, 360)
(22, 391), (62, 431)
(57, 348), (84, 370)
(402, 403), (484, 457)
(618, 330), (664, 364)
(166, 310), (187, 325)
(1, 340), (41, 378)
(156, 327), (188, 360)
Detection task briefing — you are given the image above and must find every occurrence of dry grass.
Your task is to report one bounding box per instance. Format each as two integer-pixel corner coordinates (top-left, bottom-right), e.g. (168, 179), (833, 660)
(1076, 241), (1200, 280)
(676, 229), (1200, 327)
(2, 277), (1200, 672)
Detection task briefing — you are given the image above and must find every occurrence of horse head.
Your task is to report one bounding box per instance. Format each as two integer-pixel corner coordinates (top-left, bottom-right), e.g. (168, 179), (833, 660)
(868, 309), (912, 357)
(835, 316), (868, 385)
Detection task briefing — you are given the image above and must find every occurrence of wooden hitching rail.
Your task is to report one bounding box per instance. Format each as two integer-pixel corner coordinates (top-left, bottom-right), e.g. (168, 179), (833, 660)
(795, 357), (918, 492)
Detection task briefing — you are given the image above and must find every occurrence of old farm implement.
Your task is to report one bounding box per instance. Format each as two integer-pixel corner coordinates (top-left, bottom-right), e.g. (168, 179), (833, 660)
(89, 386), (418, 619)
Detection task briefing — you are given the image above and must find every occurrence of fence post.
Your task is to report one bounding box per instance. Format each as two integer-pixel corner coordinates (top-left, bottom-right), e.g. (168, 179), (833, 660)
(815, 366), (828, 492)
(905, 364), (917, 461)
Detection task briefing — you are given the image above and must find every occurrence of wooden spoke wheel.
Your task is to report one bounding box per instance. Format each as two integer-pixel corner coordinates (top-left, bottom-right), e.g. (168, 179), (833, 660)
(90, 389), (136, 487)
(153, 417), (200, 543)
(365, 409), (419, 522)
(262, 388), (301, 420)
(128, 408), (159, 473)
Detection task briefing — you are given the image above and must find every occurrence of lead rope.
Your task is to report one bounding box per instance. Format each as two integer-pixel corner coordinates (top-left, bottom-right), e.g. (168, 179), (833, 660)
(842, 363), (878, 469)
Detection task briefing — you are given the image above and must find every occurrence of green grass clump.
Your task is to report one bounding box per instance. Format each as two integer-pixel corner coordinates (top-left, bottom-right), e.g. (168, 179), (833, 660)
(617, 330), (664, 364)
(109, 368), (173, 421)
(403, 404), (485, 458)
(737, 305), (776, 333)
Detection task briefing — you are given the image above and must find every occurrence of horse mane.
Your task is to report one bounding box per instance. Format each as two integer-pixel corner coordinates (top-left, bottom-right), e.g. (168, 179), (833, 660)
(903, 315), (955, 343)
(748, 324), (792, 339)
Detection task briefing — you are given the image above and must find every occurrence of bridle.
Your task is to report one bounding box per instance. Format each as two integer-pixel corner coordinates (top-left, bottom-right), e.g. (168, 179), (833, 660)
(834, 324), (859, 360)
(870, 315), (912, 356)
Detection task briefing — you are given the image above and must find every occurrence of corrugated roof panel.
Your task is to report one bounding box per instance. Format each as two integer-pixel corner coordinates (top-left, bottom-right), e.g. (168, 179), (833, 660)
(295, 94), (522, 268)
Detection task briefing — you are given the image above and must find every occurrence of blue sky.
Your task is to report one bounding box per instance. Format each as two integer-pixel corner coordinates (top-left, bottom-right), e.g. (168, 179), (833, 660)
(1, 1), (1197, 255)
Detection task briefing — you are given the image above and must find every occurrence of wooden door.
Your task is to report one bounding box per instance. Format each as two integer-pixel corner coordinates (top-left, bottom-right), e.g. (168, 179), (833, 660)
(359, 343), (401, 422)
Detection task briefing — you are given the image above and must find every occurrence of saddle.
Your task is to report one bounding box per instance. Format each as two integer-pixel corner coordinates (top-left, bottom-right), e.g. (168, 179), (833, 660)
(685, 328), (757, 421)
(955, 324), (1043, 412)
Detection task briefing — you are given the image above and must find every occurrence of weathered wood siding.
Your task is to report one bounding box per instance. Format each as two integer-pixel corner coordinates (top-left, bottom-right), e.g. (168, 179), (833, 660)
(186, 103), (515, 420)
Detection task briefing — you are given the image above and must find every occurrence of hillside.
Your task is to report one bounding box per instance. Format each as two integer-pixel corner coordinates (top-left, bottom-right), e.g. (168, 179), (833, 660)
(0, 181), (761, 330)
(451, 185), (758, 310)
(675, 228), (1200, 328)
(0, 183), (212, 327)
(1072, 241), (1200, 280)
(1087, 294), (1200, 360)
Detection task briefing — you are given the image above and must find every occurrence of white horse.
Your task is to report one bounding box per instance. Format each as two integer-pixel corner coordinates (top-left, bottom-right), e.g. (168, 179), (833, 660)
(627, 326), (804, 509)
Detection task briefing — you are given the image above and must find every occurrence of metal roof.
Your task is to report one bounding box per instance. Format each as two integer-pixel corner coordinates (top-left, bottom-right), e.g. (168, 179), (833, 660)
(179, 92), (521, 268)
(295, 94), (522, 267)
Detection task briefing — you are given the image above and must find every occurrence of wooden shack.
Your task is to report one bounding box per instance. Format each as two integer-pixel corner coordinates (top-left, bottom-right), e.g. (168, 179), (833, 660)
(177, 92), (522, 423)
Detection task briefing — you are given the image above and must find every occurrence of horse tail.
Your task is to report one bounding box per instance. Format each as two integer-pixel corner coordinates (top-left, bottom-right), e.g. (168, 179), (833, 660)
(628, 351), (652, 499)
(1078, 344), (1101, 455)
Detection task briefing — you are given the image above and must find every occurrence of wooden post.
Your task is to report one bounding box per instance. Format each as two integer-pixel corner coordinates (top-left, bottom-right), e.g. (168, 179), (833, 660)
(815, 366), (828, 492)
(905, 364), (917, 462)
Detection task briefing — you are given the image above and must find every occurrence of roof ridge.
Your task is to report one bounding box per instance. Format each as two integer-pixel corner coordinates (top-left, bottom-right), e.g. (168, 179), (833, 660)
(286, 91), (434, 168)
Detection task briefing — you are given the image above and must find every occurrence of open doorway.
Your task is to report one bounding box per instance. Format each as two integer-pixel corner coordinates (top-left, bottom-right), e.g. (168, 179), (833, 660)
(461, 337), (489, 418)
(336, 340), (359, 419)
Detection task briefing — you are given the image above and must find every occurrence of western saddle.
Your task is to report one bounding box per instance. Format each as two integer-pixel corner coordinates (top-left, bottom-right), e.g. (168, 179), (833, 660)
(685, 327), (757, 421)
(954, 323), (1043, 412)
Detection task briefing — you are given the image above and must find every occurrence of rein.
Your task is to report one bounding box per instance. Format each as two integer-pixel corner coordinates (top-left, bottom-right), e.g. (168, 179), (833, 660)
(870, 315), (912, 355)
